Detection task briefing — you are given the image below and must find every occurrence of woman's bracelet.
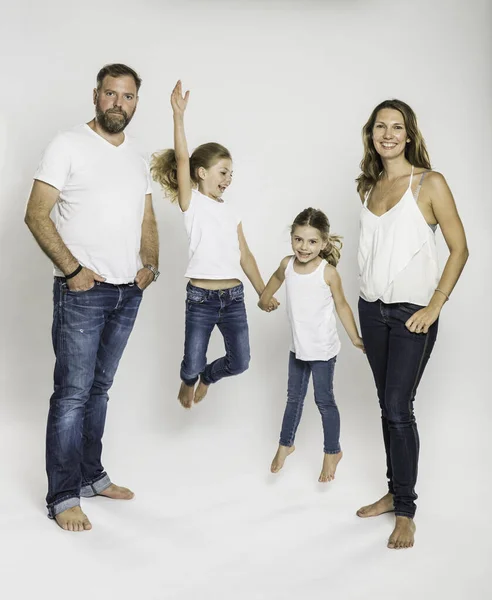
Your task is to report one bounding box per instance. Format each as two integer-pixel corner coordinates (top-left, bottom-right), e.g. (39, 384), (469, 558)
(435, 288), (450, 301)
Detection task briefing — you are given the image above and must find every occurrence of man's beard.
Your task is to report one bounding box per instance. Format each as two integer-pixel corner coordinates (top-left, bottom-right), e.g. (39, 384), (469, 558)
(95, 102), (134, 134)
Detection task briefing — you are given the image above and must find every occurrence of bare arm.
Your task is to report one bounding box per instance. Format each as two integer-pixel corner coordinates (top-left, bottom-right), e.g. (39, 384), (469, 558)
(325, 264), (364, 351)
(25, 180), (79, 274)
(25, 180), (104, 290)
(171, 80), (192, 212)
(135, 193), (159, 290)
(238, 223), (279, 310)
(258, 256), (290, 312)
(406, 172), (469, 334)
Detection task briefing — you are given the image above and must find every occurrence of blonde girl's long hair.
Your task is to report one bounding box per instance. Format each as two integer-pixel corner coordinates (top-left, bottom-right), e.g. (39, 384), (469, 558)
(151, 142), (232, 202)
(356, 99), (432, 196)
(291, 208), (343, 267)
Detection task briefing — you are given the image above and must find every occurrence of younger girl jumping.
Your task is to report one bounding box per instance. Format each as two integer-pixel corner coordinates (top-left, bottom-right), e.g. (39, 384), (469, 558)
(152, 81), (278, 409)
(259, 208), (364, 481)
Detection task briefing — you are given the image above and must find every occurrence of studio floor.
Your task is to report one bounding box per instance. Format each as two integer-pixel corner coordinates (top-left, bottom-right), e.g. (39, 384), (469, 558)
(1, 410), (488, 600)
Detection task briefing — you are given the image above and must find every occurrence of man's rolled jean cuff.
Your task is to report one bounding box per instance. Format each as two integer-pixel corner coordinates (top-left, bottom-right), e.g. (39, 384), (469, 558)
(80, 474), (112, 498)
(47, 495), (80, 519)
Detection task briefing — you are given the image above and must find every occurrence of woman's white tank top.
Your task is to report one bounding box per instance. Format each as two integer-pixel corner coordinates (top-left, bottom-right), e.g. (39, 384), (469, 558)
(358, 167), (439, 305)
(285, 256), (341, 361)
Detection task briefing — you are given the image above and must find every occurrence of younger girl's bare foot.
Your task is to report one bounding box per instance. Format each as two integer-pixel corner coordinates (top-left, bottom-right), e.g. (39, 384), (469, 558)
(99, 483), (134, 500)
(356, 492), (394, 518)
(194, 380), (209, 404)
(388, 516), (416, 549)
(55, 506), (92, 532)
(318, 451), (343, 482)
(270, 445), (295, 473)
(178, 381), (195, 409)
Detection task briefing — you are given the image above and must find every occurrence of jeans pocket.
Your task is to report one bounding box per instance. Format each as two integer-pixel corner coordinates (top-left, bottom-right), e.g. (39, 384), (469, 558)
(398, 302), (424, 314)
(65, 285), (95, 295)
(187, 291), (207, 304)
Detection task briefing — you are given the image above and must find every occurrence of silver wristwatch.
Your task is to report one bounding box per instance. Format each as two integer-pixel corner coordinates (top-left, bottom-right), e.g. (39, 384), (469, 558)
(144, 264), (160, 281)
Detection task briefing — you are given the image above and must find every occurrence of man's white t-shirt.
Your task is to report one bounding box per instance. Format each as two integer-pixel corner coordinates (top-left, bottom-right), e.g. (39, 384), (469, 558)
(182, 189), (243, 281)
(34, 124), (152, 284)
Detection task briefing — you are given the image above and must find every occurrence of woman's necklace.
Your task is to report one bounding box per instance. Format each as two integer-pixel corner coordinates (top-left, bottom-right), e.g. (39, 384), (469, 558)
(377, 174), (402, 202)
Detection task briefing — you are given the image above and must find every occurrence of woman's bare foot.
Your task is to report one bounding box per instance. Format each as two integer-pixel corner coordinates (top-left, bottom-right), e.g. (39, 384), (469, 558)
(194, 380), (209, 404)
(270, 445), (295, 473)
(356, 492), (394, 518)
(388, 516), (416, 549)
(178, 381), (195, 409)
(55, 506), (92, 532)
(318, 451), (343, 482)
(99, 483), (134, 500)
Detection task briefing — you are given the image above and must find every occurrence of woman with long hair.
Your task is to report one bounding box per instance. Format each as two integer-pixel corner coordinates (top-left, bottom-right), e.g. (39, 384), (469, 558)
(356, 100), (468, 549)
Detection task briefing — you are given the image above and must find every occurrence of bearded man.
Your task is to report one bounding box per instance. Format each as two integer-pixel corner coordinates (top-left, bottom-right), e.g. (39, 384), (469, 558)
(25, 64), (159, 531)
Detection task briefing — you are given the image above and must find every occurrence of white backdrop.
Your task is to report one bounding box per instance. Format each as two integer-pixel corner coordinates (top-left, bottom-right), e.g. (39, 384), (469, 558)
(0, 1), (490, 599)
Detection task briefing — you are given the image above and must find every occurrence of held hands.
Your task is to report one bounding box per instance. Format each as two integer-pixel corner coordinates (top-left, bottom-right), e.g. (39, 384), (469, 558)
(67, 267), (105, 292)
(258, 297), (280, 313)
(405, 304), (441, 334)
(171, 80), (189, 117)
(134, 267), (154, 290)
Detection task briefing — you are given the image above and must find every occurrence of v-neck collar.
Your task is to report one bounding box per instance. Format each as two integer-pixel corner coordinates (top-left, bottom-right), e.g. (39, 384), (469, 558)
(84, 123), (127, 149)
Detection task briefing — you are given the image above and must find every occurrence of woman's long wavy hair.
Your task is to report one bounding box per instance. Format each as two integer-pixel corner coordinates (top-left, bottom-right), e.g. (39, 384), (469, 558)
(356, 99), (432, 196)
(151, 142), (232, 202)
(291, 208), (343, 267)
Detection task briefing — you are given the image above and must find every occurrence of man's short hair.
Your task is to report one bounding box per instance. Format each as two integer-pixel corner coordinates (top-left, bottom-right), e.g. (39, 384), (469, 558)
(96, 63), (142, 93)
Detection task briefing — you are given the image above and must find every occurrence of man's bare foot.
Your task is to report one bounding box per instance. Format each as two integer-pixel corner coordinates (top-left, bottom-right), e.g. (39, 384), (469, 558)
(388, 516), (416, 549)
(194, 380), (209, 404)
(270, 445), (295, 473)
(356, 492), (394, 518)
(318, 451), (343, 482)
(55, 506), (92, 532)
(99, 483), (134, 500)
(178, 381), (195, 409)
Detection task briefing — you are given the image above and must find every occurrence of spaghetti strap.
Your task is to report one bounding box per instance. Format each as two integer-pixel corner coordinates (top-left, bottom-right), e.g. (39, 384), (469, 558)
(364, 187), (372, 207)
(414, 171), (428, 202)
(408, 165), (415, 188)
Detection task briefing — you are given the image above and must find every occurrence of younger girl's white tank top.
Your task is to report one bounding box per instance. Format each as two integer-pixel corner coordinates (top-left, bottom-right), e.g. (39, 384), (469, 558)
(285, 256), (341, 361)
(358, 167), (439, 305)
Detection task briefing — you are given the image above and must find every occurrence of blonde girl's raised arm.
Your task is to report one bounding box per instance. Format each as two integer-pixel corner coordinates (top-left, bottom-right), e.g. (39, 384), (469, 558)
(171, 80), (192, 212)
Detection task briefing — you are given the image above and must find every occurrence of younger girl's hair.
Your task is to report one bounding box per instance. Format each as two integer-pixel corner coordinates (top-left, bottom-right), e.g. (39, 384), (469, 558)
(291, 208), (343, 267)
(356, 99), (432, 196)
(151, 142), (232, 202)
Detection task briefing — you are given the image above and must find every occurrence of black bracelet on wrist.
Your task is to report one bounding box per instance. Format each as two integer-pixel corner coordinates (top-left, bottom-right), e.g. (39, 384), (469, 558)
(65, 264), (83, 280)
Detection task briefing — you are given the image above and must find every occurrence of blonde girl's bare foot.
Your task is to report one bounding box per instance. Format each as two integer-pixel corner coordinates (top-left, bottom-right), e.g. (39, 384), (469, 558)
(194, 379), (209, 404)
(318, 451), (343, 482)
(99, 483), (134, 500)
(55, 506), (92, 532)
(388, 516), (416, 549)
(178, 381), (195, 409)
(270, 445), (295, 473)
(356, 492), (394, 518)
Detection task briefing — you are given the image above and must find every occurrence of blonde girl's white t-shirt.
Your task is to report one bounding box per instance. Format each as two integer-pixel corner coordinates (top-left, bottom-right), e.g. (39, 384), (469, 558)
(182, 189), (243, 281)
(33, 124), (152, 284)
(285, 257), (341, 361)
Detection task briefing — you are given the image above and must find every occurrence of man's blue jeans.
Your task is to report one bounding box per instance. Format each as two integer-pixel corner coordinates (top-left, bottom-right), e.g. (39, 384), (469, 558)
(180, 283), (250, 386)
(358, 298), (438, 519)
(46, 279), (142, 518)
(279, 352), (341, 454)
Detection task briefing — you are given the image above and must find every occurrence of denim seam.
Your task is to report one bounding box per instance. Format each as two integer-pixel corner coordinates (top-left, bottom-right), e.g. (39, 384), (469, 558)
(283, 360), (310, 446)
